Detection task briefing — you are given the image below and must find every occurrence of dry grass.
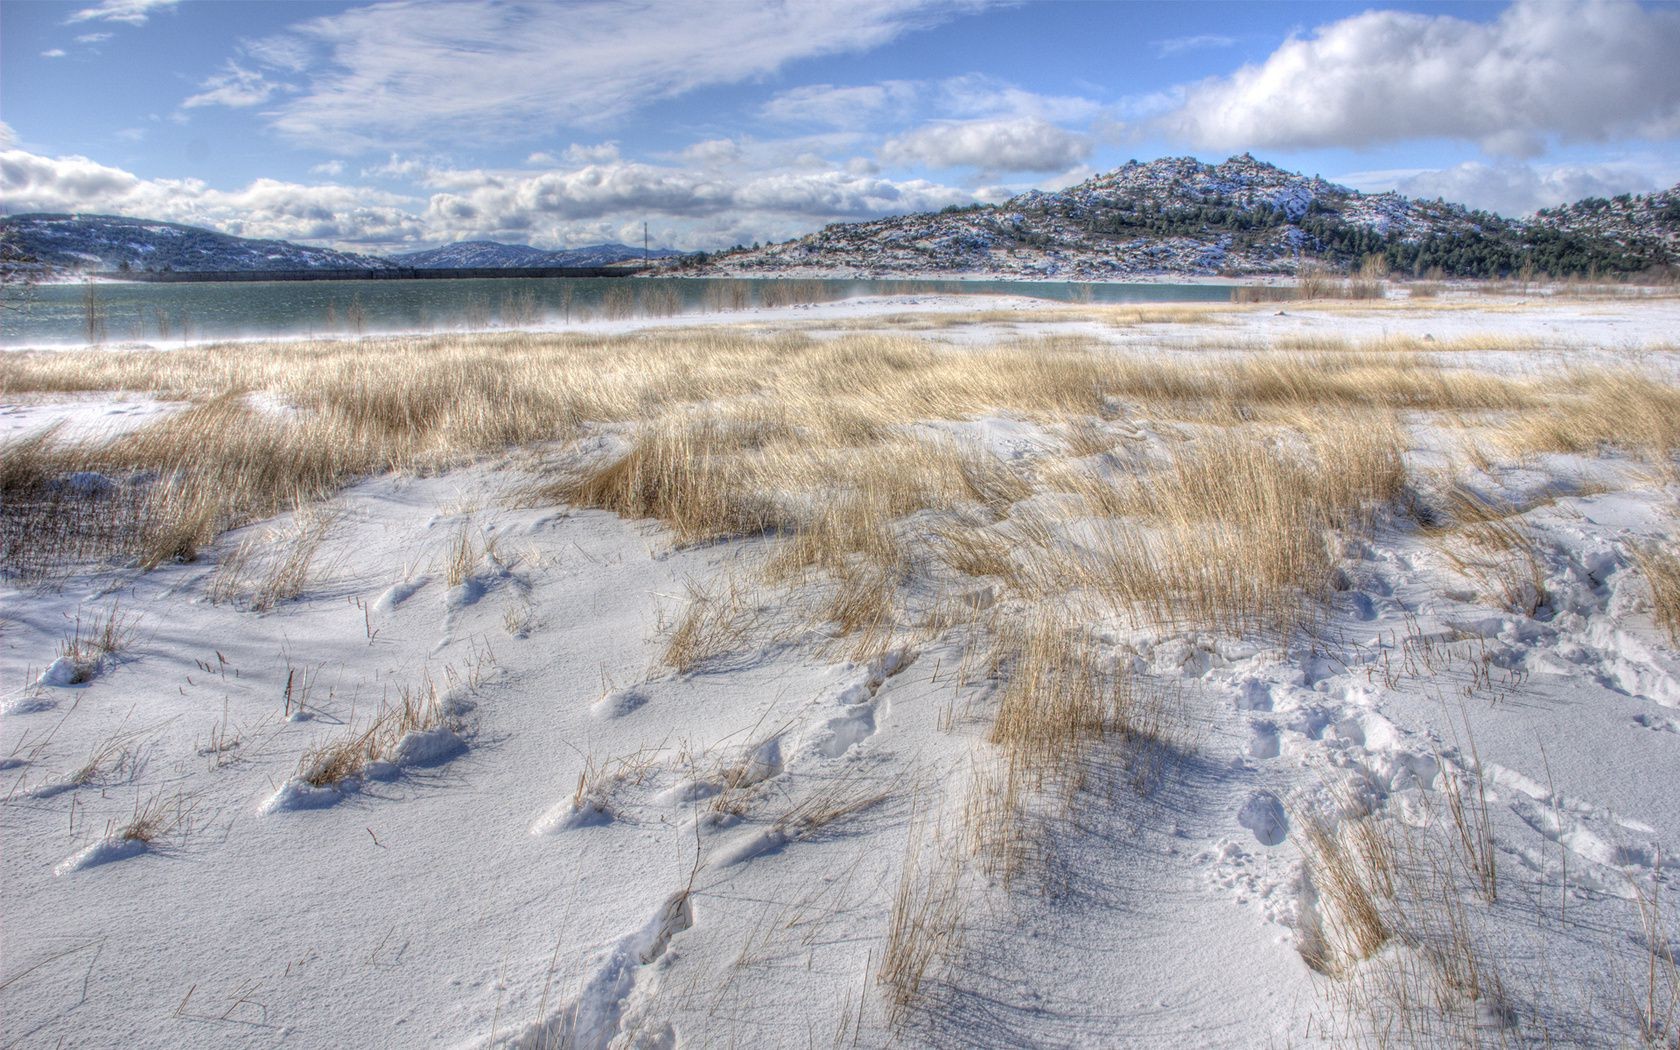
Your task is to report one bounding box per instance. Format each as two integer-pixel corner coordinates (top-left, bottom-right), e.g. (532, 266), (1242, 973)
(1063, 416), (1405, 636)
(119, 787), (195, 844)
(1502, 369), (1680, 467)
(208, 503), (339, 611)
(1430, 488), (1551, 617)
(877, 818), (965, 1029)
(1635, 542), (1680, 645)
(296, 672), (450, 788)
(661, 575), (763, 674)
(56, 603), (141, 683)
(1302, 789), (1517, 1046)
(1298, 804), (1396, 976)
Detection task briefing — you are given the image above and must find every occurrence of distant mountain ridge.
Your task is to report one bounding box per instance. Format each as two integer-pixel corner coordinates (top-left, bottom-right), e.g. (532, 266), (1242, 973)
(705, 155), (1680, 280)
(5, 157), (1677, 281)
(0, 218), (685, 276)
(389, 240), (685, 268)
(0, 213), (395, 273)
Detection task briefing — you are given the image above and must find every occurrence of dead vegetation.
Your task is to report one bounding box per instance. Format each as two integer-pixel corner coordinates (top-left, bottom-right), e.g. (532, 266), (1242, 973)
(55, 603), (141, 683)
(296, 672), (452, 788)
(1299, 786), (1518, 1047)
(1635, 541), (1680, 645)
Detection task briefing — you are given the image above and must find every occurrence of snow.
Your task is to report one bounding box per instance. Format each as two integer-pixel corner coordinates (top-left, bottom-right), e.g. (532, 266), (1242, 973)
(2, 295), (1679, 1047)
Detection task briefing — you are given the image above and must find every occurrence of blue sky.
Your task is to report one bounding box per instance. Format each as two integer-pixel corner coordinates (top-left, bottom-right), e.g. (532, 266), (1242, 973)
(3, 0), (1678, 253)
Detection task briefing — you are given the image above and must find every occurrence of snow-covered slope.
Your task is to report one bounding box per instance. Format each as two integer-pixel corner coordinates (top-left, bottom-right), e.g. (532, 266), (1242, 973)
(706, 155), (1677, 280)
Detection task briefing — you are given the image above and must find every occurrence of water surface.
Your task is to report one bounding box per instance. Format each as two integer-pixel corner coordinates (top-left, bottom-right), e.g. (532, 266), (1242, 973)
(1, 276), (1232, 347)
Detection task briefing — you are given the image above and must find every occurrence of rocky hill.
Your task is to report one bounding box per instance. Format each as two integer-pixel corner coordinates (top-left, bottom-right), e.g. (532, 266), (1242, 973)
(1532, 188), (1680, 258)
(700, 155), (1679, 280)
(0, 213), (394, 274)
(390, 240), (685, 268)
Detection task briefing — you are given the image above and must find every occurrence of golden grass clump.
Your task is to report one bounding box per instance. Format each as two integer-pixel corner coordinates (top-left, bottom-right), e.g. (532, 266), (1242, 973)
(1298, 806), (1396, 976)
(297, 673), (449, 788)
(1634, 542), (1680, 645)
(1501, 369), (1680, 467)
(1069, 415), (1405, 636)
(877, 819), (965, 1029)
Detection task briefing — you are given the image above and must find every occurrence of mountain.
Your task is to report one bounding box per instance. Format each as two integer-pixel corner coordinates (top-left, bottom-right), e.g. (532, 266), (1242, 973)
(704, 155), (1679, 280)
(0, 213), (395, 273)
(390, 240), (685, 268)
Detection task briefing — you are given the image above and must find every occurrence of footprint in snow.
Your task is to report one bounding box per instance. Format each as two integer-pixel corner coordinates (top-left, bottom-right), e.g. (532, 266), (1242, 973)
(1238, 790), (1289, 847)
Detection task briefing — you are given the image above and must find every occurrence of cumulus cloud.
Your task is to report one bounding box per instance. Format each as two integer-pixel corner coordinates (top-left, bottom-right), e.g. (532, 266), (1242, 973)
(0, 123), (16, 149)
(236, 0), (994, 150)
(0, 147), (423, 248)
(1341, 159), (1678, 217)
(65, 0), (176, 25)
(420, 160), (972, 245)
(41, 49), (68, 59)
(181, 62), (287, 109)
(1157, 0), (1680, 155)
(881, 117), (1091, 172)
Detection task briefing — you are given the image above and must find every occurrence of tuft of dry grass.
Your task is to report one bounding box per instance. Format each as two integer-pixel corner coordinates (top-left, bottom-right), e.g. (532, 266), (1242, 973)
(1298, 804), (1395, 976)
(1635, 541), (1680, 645)
(662, 575), (763, 674)
(296, 673), (450, 788)
(1431, 489), (1551, 617)
(208, 504), (339, 611)
(877, 818), (965, 1030)
(119, 787), (195, 844)
(57, 603), (141, 683)
(1071, 416), (1405, 636)
(1502, 369), (1680, 468)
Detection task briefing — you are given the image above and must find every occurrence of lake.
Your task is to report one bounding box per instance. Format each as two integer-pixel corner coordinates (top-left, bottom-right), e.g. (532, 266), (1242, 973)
(0, 276), (1234, 347)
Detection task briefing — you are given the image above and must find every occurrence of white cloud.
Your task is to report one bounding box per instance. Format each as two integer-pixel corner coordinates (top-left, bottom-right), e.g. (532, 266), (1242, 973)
(309, 160), (345, 176)
(682, 139), (743, 167)
(65, 0), (177, 26)
(1340, 159), (1679, 217)
(420, 159), (972, 246)
(934, 75), (1101, 124)
(0, 147), (423, 248)
(114, 128), (146, 142)
(360, 154), (430, 180)
(760, 82), (920, 128)
(1152, 34), (1236, 58)
(75, 32), (113, 44)
(41, 49), (68, 59)
(760, 75), (1100, 130)
(563, 143), (621, 165)
(181, 62), (287, 109)
(242, 0), (993, 151)
(881, 117), (1091, 172)
(1157, 0), (1680, 156)
(0, 123), (15, 149)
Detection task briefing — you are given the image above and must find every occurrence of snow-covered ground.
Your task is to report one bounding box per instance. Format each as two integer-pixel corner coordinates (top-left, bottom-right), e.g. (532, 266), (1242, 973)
(2, 295), (1678, 1048)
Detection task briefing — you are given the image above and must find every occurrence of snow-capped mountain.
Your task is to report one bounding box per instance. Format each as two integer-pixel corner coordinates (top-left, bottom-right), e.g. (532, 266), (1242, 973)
(0, 214), (395, 273)
(702, 155), (1678, 279)
(390, 241), (685, 268)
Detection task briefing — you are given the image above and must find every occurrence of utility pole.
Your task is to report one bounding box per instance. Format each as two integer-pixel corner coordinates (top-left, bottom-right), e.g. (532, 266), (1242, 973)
(643, 221), (648, 264)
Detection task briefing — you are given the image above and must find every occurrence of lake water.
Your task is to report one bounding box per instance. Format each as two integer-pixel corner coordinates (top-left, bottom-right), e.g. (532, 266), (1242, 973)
(0, 276), (1233, 347)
